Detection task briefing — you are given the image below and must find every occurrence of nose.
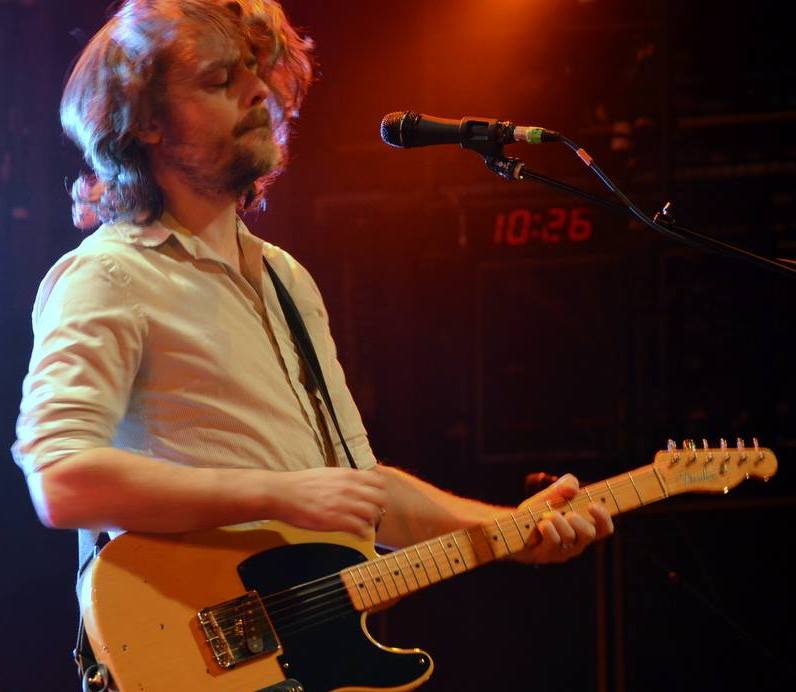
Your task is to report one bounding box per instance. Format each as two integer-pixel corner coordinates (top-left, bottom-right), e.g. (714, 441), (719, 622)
(245, 67), (271, 109)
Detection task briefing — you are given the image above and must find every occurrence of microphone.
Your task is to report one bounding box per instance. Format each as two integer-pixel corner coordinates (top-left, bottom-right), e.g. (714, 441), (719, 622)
(380, 111), (560, 153)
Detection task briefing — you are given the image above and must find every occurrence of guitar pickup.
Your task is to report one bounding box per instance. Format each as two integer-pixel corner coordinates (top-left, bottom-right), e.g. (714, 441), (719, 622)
(198, 591), (279, 669)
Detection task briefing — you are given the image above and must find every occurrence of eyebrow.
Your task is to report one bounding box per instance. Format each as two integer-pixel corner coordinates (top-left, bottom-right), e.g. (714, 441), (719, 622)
(195, 55), (240, 78)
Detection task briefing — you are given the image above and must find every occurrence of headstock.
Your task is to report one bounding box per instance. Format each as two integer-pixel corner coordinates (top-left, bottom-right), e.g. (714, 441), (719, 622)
(654, 437), (777, 496)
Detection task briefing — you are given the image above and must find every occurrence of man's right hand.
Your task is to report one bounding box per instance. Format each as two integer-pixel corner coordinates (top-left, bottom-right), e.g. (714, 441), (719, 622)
(268, 467), (388, 539)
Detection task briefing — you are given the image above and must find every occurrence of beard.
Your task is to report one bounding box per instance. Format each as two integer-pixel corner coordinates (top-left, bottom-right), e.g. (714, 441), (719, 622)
(159, 115), (281, 200)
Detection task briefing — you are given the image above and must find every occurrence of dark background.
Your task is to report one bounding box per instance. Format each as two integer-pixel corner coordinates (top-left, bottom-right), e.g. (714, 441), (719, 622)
(1, 0), (794, 690)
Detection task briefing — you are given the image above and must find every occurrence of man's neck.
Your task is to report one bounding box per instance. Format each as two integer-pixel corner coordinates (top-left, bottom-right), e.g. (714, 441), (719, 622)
(159, 173), (241, 269)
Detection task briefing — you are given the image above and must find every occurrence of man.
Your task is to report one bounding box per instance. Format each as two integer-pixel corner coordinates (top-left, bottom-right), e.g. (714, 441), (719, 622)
(14, 0), (612, 669)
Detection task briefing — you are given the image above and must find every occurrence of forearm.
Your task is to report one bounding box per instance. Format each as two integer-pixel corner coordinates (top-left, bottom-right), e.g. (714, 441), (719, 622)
(374, 465), (509, 548)
(374, 467), (615, 565)
(27, 447), (280, 533)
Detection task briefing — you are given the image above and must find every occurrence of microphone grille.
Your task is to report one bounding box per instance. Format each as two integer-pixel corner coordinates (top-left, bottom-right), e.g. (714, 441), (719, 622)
(380, 111), (415, 148)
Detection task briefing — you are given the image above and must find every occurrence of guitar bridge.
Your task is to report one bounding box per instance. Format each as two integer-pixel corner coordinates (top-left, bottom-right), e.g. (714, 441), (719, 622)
(198, 591), (279, 669)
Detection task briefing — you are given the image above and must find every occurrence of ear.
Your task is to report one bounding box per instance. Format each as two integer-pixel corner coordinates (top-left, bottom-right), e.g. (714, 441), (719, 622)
(136, 119), (163, 145)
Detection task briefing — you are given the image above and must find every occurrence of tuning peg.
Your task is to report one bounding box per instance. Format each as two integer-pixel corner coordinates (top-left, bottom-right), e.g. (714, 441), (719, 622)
(753, 437), (765, 464)
(667, 439), (679, 466)
(719, 438), (729, 474)
(737, 437), (747, 465)
(702, 439), (713, 464)
(683, 439), (697, 464)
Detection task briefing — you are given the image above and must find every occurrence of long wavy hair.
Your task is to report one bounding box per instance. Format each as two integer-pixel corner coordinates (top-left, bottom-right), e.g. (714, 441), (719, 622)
(61, 0), (313, 229)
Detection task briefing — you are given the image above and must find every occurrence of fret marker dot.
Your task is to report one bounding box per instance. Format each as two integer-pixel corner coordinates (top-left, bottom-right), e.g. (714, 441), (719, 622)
(358, 584), (364, 589)
(415, 563), (420, 569)
(375, 577), (381, 582)
(393, 571), (399, 576)
(454, 559), (460, 564)
(525, 525), (530, 529)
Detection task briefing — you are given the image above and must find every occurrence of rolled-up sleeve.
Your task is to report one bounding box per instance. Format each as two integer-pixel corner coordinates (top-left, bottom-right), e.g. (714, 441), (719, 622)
(12, 252), (146, 476)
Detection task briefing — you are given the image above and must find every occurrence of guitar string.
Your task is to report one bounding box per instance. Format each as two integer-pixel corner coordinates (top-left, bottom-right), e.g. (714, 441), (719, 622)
(276, 602), (362, 639)
(204, 471), (664, 634)
(211, 453), (756, 626)
(208, 470), (663, 624)
(201, 460), (761, 643)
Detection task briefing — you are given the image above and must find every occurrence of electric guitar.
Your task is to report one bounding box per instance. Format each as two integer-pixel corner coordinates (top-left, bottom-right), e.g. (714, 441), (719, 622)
(80, 441), (777, 691)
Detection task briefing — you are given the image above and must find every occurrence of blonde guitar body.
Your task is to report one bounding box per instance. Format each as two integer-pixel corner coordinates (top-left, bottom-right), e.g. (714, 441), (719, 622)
(80, 521), (433, 692)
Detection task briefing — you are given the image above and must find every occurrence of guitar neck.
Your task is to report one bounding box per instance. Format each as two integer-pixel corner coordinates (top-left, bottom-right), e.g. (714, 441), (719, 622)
(340, 464), (668, 611)
(340, 444), (777, 612)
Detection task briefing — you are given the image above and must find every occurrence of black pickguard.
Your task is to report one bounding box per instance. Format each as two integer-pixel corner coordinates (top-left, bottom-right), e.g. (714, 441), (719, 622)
(238, 543), (431, 692)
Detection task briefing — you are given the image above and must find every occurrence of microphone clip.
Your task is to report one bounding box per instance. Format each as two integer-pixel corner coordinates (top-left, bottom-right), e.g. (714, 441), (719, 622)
(484, 155), (525, 181)
(458, 117), (516, 158)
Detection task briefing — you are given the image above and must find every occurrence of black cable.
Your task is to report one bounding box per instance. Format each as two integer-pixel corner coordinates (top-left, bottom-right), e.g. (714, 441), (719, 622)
(485, 137), (796, 279)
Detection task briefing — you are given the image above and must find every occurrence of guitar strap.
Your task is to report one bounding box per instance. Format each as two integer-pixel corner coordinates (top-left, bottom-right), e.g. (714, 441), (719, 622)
(73, 253), (359, 684)
(263, 257), (359, 471)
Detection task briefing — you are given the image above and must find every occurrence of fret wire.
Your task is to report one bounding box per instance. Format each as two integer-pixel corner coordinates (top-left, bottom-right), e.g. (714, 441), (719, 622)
(479, 524), (501, 559)
(652, 466), (669, 497)
(409, 539), (468, 573)
(377, 555), (400, 597)
(421, 542), (444, 579)
(342, 569), (368, 620)
(353, 566), (376, 607)
(396, 550), (422, 590)
(363, 562), (388, 604)
(497, 514), (524, 554)
(387, 554), (409, 594)
(494, 518), (512, 553)
(413, 545), (434, 583)
(627, 471), (644, 505)
(451, 532), (470, 569)
(436, 537), (456, 573)
(509, 514), (526, 545)
(453, 531), (478, 569)
(527, 508), (541, 528)
(605, 479), (621, 511)
(584, 486), (594, 503)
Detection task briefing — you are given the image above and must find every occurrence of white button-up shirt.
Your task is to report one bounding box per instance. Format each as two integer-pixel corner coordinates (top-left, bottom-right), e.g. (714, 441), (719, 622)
(13, 216), (377, 477)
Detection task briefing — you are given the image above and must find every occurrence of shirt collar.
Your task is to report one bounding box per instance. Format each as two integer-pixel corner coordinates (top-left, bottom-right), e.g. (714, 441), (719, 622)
(104, 214), (265, 268)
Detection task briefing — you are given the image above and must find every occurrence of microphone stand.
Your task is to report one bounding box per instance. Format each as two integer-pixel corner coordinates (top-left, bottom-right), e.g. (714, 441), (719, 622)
(476, 145), (796, 279)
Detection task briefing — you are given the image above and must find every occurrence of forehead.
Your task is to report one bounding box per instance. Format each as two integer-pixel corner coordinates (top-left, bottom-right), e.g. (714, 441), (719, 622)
(167, 21), (250, 81)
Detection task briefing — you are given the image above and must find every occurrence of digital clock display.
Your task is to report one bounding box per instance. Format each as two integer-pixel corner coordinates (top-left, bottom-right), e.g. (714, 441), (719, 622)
(492, 206), (594, 246)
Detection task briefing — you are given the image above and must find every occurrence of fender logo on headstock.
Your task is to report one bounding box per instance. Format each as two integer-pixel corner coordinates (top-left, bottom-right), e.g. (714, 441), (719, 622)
(678, 468), (719, 486)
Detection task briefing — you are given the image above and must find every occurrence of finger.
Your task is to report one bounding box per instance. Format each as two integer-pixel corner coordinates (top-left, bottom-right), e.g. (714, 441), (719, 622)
(538, 473), (579, 502)
(567, 513), (597, 547)
(546, 512), (577, 548)
(537, 515), (562, 550)
(588, 503), (614, 538)
(346, 482), (388, 510)
(356, 468), (388, 490)
(344, 499), (383, 525)
(346, 515), (374, 539)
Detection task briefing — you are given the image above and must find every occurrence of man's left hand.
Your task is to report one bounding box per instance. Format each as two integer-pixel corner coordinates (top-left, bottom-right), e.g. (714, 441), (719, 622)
(515, 474), (614, 564)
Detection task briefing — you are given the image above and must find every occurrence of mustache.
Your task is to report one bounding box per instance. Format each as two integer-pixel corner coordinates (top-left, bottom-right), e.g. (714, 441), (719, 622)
(234, 109), (272, 137)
